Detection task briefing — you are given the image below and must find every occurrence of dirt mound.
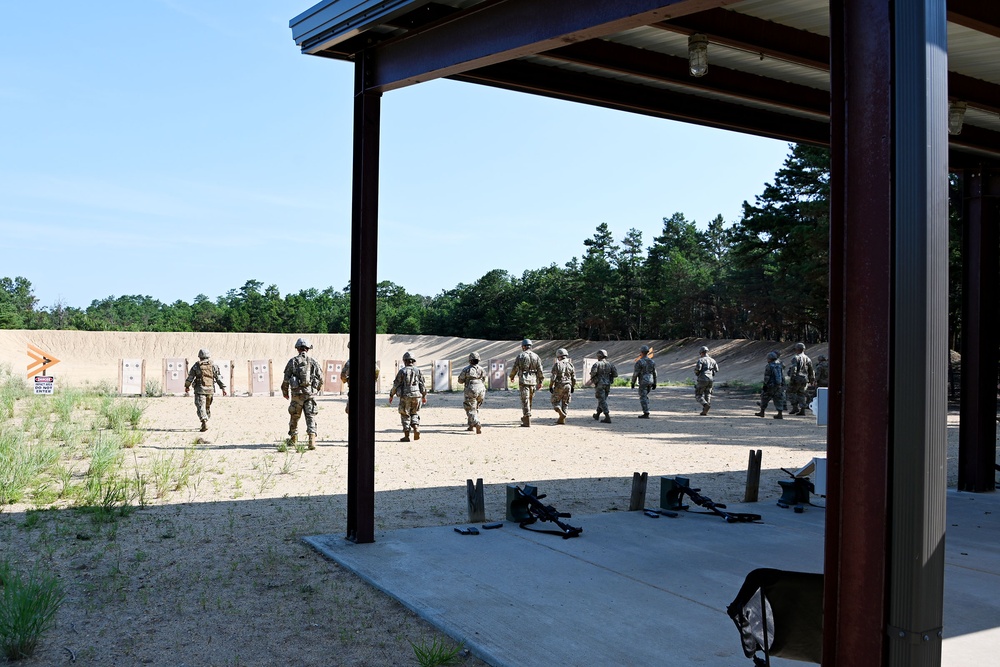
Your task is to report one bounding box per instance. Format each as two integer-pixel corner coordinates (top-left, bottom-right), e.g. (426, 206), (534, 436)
(0, 330), (829, 392)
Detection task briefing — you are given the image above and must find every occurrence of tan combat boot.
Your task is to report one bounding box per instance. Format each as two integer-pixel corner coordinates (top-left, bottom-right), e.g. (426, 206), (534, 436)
(400, 431), (410, 442)
(774, 411), (783, 420)
(700, 404), (710, 416)
(307, 434), (316, 450)
(200, 420), (208, 432)
(412, 426), (420, 441)
(287, 434), (297, 445)
(475, 423), (482, 434)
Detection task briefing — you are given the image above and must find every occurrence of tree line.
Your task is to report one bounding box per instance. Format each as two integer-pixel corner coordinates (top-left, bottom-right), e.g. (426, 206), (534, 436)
(1, 144), (964, 344)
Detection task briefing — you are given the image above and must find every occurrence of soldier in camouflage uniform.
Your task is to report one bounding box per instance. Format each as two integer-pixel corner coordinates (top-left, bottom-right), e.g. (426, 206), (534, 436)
(756, 350), (786, 419)
(341, 341), (380, 414)
(786, 342), (815, 416)
(281, 338), (324, 449)
(184, 348), (227, 432)
(549, 348), (576, 424)
(694, 345), (719, 415)
(809, 354), (829, 404)
(590, 349), (618, 423)
(457, 351), (486, 434)
(814, 355), (829, 388)
(389, 351), (427, 441)
(508, 338), (544, 427)
(631, 345), (657, 418)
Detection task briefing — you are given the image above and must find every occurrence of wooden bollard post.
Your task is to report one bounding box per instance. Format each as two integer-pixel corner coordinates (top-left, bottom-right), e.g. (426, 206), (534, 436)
(628, 472), (648, 511)
(744, 449), (763, 502)
(467, 478), (486, 522)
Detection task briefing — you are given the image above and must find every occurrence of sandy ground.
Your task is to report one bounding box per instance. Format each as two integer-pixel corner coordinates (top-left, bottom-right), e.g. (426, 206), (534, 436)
(2, 332), (972, 667)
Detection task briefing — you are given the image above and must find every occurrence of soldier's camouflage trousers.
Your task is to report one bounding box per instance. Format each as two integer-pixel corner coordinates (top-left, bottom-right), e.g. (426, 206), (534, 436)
(463, 387), (485, 426)
(637, 383), (653, 413)
(695, 378), (714, 406)
(288, 393), (318, 436)
(760, 385), (786, 412)
(518, 385), (536, 417)
(194, 393), (214, 422)
(550, 385), (572, 416)
(398, 396), (421, 432)
(787, 380), (809, 411)
(594, 384), (611, 417)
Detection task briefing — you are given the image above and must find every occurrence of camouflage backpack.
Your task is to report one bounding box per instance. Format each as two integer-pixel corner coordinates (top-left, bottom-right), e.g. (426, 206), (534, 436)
(291, 356), (314, 390)
(199, 360), (214, 387)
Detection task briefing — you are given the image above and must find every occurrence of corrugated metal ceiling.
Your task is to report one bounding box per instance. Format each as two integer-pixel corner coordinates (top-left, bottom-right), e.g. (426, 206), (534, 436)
(292, 0), (1000, 152)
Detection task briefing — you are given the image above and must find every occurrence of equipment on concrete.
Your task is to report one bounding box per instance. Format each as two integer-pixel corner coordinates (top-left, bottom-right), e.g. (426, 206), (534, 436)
(509, 485), (582, 538)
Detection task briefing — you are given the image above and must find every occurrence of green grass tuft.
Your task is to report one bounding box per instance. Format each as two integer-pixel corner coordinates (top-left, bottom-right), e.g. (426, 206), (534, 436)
(0, 561), (65, 660)
(410, 637), (464, 667)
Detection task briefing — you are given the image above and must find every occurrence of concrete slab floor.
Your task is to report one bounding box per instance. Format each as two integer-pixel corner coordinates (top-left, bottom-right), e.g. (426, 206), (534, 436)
(305, 489), (999, 666)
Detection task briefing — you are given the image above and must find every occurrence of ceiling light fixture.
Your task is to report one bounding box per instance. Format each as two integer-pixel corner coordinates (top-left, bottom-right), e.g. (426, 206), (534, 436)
(948, 101), (967, 135)
(688, 34), (709, 77)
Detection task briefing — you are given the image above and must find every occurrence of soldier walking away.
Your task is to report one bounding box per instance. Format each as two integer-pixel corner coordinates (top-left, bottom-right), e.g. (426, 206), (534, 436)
(508, 338), (544, 427)
(184, 348), (227, 432)
(549, 348), (576, 424)
(341, 341), (380, 414)
(457, 351), (487, 434)
(694, 345), (719, 415)
(809, 353), (829, 403)
(590, 349), (618, 423)
(281, 338), (324, 449)
(786, 342), (815, 416)
(756, 351), (787, 419)
(631, 345), (657, 418)
(389, 351), (427, 441)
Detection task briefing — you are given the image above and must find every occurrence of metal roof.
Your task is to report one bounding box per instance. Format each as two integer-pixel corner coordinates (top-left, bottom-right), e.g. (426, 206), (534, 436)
(290, 0), (1000, 161)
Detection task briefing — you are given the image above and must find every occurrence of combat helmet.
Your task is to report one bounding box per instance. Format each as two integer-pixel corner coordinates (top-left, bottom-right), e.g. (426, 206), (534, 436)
(794, 342), (806, 352)
(767, 351), (778, 361)
(556, 348), (568, 358)
(817, 354), (827, 362)
(640, 345), (650, 354)
(699, 346), (709, 353)
(402, 351), (415, 363)
(198, 348), (210, 360)
(468, 352), (481, 363)
(295, 337), (312, 350)
(521, 338), (533, 348)
(596, 349), (608, 359)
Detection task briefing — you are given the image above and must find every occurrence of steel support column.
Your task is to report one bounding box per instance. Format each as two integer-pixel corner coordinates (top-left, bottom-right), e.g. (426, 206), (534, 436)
(347, 50), (381, 544)
(828, 2), (948, 663)
(826, 0), (893, 662)
(958, 168), (1000, 492)
(889, 0), (949, 664)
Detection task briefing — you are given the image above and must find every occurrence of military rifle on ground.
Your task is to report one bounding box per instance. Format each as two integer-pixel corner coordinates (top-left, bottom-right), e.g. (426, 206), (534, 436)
(513, 486), (583, 539)
(677, 484), (762, 524)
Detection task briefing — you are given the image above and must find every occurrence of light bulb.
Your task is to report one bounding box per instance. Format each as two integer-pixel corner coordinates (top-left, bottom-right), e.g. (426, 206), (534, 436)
(688, 34), (709, 77)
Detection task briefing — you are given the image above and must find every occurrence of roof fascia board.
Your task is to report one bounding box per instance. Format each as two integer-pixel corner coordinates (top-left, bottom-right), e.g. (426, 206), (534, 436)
(369, 0), (737, 92)
(290, 0), (425, 54)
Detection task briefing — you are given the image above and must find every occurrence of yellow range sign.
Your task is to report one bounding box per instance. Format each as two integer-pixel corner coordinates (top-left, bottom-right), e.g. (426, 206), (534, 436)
(27, 343), (61, 378)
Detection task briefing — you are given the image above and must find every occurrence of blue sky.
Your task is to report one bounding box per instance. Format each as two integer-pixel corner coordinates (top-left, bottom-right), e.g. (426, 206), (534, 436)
(1, 1), (792, 310)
